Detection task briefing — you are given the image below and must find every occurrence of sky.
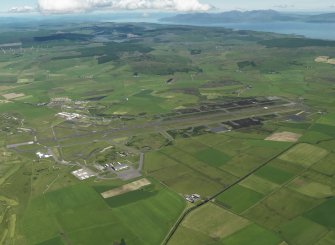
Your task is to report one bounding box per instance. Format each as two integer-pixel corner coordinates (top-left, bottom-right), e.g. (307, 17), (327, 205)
(1, 0), (335, 14)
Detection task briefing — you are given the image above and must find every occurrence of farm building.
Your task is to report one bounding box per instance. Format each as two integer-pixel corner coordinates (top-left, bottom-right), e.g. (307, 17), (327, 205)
(185, 194), (201, 203)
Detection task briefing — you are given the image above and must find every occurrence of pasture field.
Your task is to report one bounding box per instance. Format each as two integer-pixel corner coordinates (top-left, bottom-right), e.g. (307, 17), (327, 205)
(194, 148), (231, 168)
(259, 188), (322, 219)
(254, 163), (296, 184)
(221, 223), (282, 245)
(311, 153), (335, 176)
(278, 217), (328, 245)
(315, 231), (335, 245)
(305, 197), (335, 228)
(0, 20), (334, 245)
(169, 203), (250, 245)
(279, 143), (329, 167)
(288, 177), (334, 198)
(239, 174), (279, 195)
(20, 180), (185, 245)
(216, 185), (264, 213)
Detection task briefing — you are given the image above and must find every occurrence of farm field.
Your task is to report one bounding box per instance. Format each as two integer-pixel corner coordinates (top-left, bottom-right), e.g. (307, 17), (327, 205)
(0, 19), (334, 245)
(20, 180), (185, 245)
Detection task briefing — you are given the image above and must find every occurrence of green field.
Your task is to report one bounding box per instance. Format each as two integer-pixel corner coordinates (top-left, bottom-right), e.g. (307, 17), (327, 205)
(169, 203), (250, 245)
(288, 177), (334, 198)
(21, 182), (185, 245)
(254, 164), (295, 184)
(305, 197), (335, 228)
(221, 223), (282, 245)
(279, 143), (329, 167)
(216, 185), (264, 213)
(239, 174), (279, 195)
(278, 217), (328, 245)
(194, 148), (231, 167)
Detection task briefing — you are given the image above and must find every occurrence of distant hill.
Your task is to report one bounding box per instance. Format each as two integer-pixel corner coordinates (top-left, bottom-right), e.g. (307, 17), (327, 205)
(160, 10), (335, 24)
(306, 13), (335, 23)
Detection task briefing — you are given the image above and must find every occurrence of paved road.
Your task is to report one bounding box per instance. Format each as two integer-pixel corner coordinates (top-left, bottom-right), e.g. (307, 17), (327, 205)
(6, 141), (34, 149)
(138, 152), (144, 172)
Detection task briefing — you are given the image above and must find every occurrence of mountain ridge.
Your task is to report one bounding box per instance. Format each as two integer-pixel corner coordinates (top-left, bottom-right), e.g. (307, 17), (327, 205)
(160, 10), (335, 24)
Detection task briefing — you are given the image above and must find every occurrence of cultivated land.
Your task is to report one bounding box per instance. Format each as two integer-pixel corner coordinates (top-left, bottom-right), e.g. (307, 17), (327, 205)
(265, 131), (302, 142)
(0, 20), (334, 245)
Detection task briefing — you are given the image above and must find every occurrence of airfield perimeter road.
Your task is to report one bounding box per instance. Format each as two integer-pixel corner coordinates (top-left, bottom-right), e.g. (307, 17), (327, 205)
(40, 102), (302, 147)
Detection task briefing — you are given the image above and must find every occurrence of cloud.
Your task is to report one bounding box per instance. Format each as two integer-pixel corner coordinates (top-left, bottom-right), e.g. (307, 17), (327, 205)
(37, 0), (212, 14)
(9, 6), (36, 13)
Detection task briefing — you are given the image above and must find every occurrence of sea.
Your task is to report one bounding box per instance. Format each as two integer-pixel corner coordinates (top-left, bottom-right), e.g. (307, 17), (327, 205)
(98, 13), (335, 40)
(2, 12), (335, 40)
(114, 17), (335, 40)
(196, 22), (335, 40)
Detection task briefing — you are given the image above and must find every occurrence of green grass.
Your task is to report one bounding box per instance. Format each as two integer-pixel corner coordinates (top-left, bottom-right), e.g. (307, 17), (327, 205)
(278, 216), (328, 245)
(305, 197), (335, 228)
(194, 148), (231, 167)
(21, 182), (185, 245)
(299, 131), (333, 144)
(216, 185), (264, 213)
(240, 174), (279, 195)
(310, 124), (335, 138)
(144, 151), (180, 173)
(311, 153), (335, 176)
(254, 164), (295, 184)
(315, 231), (335, 245)
(182, 203), (250, 239)
(288, 177), (334, 198)
(318, 113), (335, 126)
(279, 143), (329, 167)
(168, 226), (221, 245)
(221, 223), (282, 245)
(103, 186), (159, 208)
(263, 188), (322, 219)
(37, 237), (65, 245)
(164, 172), (223, 197)
(243, 202), (288, 229)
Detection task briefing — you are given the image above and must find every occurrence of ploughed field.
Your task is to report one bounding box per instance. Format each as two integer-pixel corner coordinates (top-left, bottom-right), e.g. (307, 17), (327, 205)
(0, 21), (334, 245)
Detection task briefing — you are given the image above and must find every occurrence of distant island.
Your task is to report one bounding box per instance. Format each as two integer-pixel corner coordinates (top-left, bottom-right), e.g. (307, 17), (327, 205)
(160, 10), (335, 24)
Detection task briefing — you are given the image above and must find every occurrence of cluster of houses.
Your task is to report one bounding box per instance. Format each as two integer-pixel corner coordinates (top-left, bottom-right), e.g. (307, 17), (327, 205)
(185, 194), (201, 203)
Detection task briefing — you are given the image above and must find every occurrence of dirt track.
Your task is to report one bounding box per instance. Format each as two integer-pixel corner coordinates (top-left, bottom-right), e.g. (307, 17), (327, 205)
(101, 178), (151, 198)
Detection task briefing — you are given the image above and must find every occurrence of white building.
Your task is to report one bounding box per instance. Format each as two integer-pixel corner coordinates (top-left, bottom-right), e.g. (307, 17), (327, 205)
(36, 152), (52, 159)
